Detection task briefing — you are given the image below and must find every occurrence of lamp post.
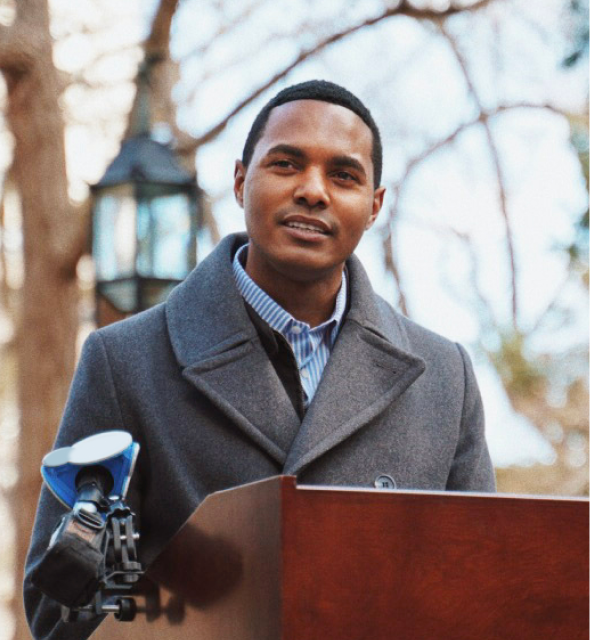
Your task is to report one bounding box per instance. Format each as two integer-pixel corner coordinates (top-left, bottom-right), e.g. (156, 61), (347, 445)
(91, 61), (200, 327)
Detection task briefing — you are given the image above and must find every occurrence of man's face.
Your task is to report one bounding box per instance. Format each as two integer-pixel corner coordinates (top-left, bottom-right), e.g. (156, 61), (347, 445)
(234, 100), (385, 287)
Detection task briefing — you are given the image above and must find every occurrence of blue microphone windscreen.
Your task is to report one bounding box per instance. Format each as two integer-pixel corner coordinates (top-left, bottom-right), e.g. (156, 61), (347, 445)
(41, 463), (81, 508)
(40, 433), (140, 508)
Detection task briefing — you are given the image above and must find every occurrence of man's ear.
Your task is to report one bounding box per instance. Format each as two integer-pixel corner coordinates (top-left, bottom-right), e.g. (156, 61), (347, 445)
(366, 186), (386, 230)
(234, 160), (246, 208)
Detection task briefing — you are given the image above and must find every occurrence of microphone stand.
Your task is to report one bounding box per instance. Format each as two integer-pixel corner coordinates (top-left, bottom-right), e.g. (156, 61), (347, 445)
(32, 465), (144, 623)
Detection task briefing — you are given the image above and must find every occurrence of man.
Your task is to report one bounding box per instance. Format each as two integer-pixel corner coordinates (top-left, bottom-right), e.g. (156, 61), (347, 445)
(25, 80), (495, 639)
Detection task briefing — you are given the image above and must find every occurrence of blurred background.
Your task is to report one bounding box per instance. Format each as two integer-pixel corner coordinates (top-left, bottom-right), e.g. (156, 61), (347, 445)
(0, 0), (587, 637)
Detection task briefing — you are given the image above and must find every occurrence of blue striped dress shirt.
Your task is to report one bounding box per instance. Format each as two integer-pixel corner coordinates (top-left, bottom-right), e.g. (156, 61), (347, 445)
(233, 244), (348, 406)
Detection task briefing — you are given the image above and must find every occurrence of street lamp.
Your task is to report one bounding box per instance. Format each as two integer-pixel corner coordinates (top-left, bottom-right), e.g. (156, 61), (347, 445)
(91, 134), (199, 325)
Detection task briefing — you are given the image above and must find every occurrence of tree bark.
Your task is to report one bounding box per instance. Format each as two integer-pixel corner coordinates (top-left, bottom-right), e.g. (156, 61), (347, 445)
(0, 1), (80, 637)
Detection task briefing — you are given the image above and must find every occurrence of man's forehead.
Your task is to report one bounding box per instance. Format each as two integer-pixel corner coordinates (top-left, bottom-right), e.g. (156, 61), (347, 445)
(265, 99), (369, 130)
(257, 99), (373, 154)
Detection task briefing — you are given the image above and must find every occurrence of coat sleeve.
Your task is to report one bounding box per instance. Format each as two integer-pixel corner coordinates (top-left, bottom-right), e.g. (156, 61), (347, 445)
(446, 343), (496, 492)
(23, 331), (129, 640)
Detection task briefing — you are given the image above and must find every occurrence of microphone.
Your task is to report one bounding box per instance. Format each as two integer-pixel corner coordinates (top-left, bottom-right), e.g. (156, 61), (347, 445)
(40, 431), (138, 510)
(71, 464), (114, 529)
(31, 431), (142, 621)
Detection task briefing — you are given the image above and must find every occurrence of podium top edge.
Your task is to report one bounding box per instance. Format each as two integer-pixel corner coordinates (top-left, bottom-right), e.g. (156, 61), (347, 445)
(294, 481), (589, 503)
(206, 476), (588, 504)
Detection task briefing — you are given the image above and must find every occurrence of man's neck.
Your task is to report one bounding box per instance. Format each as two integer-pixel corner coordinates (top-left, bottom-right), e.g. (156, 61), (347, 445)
(244, 262), (344, 328)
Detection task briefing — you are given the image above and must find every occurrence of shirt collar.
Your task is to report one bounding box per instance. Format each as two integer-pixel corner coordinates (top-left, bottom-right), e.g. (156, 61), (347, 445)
(232, 243), (347, 341)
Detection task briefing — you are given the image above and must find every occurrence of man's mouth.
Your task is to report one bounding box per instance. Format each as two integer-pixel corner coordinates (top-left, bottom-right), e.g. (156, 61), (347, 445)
(283, 220), (330, 235)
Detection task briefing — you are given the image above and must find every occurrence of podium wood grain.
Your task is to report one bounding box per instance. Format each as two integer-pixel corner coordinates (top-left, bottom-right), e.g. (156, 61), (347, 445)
(93, 476), (589, 640)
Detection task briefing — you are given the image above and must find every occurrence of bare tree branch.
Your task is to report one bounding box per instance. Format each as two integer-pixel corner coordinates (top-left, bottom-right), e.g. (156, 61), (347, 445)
(438, 19), (519, 328)
(178, 0), (496, 154)
(381, 100), (567, 324)
(0, 24), (36, 74)
(400, 103), (566, 184)
(482, 123), (518, 321)
(199, 190), (221, 245)
(435, 224), (500, 335)
(182, 28), (294, 106)
(125, 0), (181, 132)
(380, 223), (410, 316)
(508, 0), (556, 50)
(0, 167), (12, 314)
(64, 42), (142, 87)
(59, 197), (91, 278)
(182, 0), (266, 62)
(528, 270), (579, 336)
(145, 0), (180, 53)
(391, 102), (566, 201)
(392, 215), (505, 356)
(127, 0), (209, 176)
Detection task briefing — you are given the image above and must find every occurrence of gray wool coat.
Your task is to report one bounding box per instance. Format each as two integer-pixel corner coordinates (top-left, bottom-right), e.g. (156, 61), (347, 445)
(25, 232), (495, 639)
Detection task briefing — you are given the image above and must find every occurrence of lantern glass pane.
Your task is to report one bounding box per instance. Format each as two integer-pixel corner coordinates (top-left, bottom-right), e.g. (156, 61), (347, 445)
(136, 193), (193, 279)
(93, 186), (137, 280)
(98, 280), (137, 314)
(140, 280), (179, 309)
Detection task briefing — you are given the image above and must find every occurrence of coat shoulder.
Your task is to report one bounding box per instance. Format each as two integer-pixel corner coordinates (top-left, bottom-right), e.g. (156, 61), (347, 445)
(374, 295), (463, 362)
(94, 303), (168, 349)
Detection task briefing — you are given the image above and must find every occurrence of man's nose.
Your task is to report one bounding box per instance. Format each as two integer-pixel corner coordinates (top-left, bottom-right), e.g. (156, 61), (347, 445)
(293, 168), (329, 209)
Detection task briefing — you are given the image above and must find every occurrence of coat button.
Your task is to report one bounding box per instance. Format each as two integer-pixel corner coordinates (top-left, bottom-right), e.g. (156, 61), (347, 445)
(374, 474), (396, 490)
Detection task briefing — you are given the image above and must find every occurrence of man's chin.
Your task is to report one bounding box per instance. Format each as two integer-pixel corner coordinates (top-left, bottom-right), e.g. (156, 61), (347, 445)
(272, 257), (345, 286)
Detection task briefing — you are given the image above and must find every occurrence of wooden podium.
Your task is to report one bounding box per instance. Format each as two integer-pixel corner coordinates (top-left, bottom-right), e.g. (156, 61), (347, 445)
(95, 476), (589, 640)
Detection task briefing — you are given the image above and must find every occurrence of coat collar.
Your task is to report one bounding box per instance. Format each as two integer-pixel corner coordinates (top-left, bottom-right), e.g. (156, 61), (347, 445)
(166, 233), (257, 368)
(166, 233), (425, 474)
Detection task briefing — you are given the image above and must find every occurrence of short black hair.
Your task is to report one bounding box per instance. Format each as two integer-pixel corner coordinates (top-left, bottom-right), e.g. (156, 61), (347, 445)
(241, 80), (383, 187)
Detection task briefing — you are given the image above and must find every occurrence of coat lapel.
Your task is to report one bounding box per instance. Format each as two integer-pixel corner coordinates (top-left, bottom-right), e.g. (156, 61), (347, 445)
(283, 256), (426, 476)
(166, 233), (426, 476)
(165, 234), (301, 465)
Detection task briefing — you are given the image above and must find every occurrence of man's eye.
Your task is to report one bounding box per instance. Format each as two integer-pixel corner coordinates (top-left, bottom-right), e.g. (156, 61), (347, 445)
(334, 171), (356, 182)
(272, 160), (295, 169)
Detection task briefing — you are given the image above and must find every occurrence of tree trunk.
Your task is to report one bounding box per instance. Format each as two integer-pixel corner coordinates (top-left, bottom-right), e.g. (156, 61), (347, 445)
(1, 2), (80, 637)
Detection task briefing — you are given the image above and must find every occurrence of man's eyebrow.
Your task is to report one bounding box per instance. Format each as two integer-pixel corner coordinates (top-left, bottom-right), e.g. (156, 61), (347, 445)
(265, 144), (307, 159)
(331, 155), (367, 178)
(264, 145), (367, 178)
